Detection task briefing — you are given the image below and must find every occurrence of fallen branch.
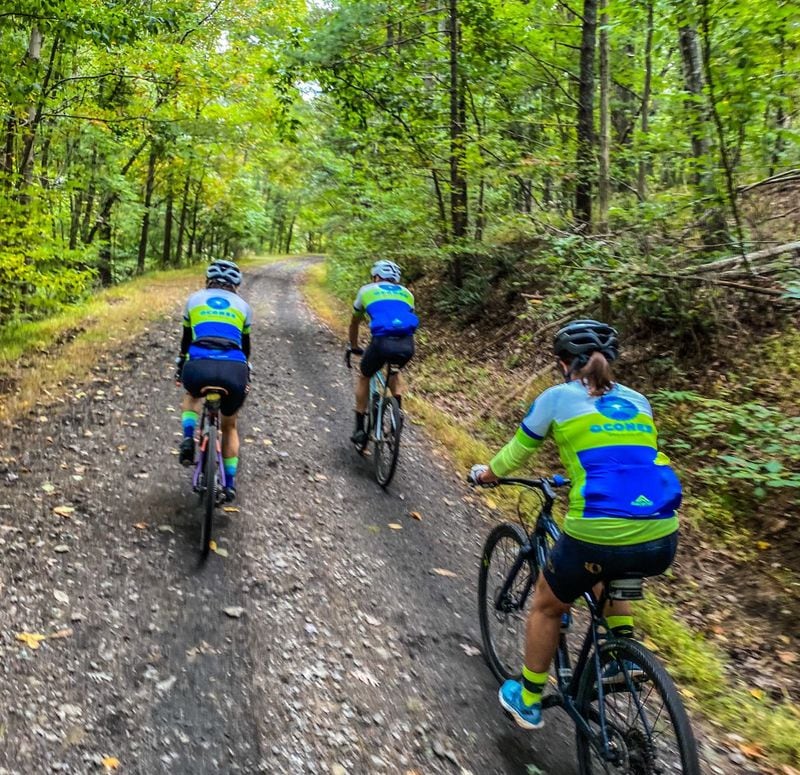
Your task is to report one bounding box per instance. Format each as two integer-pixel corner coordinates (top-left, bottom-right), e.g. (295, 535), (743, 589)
(738, 169), (800, 195)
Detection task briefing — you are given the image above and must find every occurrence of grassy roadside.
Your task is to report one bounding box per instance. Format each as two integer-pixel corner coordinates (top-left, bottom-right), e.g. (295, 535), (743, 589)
(302, 260), (800, 770)
(0, 255), (287, 424)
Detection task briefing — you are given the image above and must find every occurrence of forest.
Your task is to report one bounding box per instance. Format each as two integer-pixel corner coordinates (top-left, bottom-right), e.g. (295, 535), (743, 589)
(0, 0), (797, 325)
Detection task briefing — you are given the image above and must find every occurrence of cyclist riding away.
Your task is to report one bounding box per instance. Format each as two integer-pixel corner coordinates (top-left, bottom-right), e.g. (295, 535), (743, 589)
(347, 260), (419, 447)
(175, 259), (253, 501)
(469, 319), (682, 730)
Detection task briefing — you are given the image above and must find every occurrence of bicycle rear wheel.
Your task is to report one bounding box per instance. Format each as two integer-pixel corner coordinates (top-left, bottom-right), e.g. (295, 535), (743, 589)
(478, 522), (537, 682)
(576, 638), (700, 775)
(374, 396), (402, 488)
(200, 425), (217, 559)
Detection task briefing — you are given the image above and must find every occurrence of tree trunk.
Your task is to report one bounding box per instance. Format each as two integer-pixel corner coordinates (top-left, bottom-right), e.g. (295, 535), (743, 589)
(678, 23), (728, 246)
(575, 0), (598, 229)
(174, 170), (192, 266)
(637, 0), (654, 200)
(597, 0), (610, 231)
(162, 188), (174, 267)
(97, 217), (113, 286)
(18, 26), (44, 197)
(448, 0), (468, 285)
(285, 213), (296, 253)
(2, 116), (15, 186)
(137, 147), (158, 274)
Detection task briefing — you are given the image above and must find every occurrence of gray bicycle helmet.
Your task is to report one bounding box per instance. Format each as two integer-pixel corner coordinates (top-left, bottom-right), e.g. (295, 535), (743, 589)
(553, 319), (619, 366)
(371, 260), (401, 283)
(206, 259), (242, 287)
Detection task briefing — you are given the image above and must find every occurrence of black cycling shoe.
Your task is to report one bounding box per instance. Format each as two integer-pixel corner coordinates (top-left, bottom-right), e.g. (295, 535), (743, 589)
(350, 429), (368, 447)
(179, 437), (195, 466)
(224, 486), (237, 502)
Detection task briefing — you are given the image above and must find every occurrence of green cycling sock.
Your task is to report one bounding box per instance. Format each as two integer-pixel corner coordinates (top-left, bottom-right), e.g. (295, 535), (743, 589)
(521, 665), (548, 707)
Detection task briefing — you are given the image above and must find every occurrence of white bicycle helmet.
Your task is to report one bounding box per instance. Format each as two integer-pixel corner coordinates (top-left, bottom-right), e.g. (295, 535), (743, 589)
(206, 259), (242, 287)
(371, 260), (401, 283)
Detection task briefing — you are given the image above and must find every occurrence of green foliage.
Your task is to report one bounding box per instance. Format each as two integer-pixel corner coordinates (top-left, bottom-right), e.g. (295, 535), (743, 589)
(653, 390), (800, 504)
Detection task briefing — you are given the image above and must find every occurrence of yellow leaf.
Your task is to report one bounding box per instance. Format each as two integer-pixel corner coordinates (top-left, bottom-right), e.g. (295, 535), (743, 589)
(222, 506), (240, 513)
(53, 505), (75, 518)
(210, 541), (228, 557)
(432, 568), (457, 578)
(133, 522), (148, 530)
(485, 498), (497, 509)
(738, 743), (764, 759)
(749, 688), (765, 700)
(408, 511), (422, 520)
(102, 757), (120, 771)
(209, 540), (217, 551)
(756, 540), (770, 550)
(16, 632), (46, 650)
(49, 628), (73, 640)
(387, 523), (403, 530)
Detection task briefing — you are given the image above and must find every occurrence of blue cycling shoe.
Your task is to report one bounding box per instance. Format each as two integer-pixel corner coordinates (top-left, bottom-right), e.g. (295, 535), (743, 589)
(498, 680), (544, 730)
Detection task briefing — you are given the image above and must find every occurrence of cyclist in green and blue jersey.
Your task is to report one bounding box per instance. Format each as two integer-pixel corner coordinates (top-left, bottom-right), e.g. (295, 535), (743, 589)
(347, 260), (419, 447)
(174, 259), (253, 501)
(470, 319), (681, 730)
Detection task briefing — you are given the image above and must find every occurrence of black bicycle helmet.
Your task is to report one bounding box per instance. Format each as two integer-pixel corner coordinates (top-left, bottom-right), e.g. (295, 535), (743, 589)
(553, 319), (619, 367)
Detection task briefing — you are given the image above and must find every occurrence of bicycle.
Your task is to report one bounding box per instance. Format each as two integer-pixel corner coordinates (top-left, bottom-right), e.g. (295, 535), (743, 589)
(477, 475), (700, 775)
(190, 387), (228, 560)
(345, 348), (404, 488)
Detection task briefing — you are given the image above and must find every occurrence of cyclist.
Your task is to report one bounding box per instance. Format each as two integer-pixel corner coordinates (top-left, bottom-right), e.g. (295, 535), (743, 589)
(347, 260), (419, 447)
(174, 259), (252, 501)
(469, 319), (681, 730)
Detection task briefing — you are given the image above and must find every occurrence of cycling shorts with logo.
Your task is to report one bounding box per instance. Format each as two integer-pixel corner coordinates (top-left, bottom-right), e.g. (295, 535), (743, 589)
(543, 530), (678, 603)
(182, 359), (249, 416)
(360, 335), (415, 378)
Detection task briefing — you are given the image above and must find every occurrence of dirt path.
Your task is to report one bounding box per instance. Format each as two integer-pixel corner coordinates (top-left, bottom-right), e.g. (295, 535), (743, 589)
(0, 259), (587, 774)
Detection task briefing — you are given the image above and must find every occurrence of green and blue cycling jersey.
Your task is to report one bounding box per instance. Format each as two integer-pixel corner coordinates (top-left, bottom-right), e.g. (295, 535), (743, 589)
(491, 380), (681, 546)
(183, 288), (252, 363)
(353, 282), (419, 337)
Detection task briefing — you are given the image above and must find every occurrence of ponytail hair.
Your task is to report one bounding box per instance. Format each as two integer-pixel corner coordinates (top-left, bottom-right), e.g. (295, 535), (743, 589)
(576, 351), (614, 396)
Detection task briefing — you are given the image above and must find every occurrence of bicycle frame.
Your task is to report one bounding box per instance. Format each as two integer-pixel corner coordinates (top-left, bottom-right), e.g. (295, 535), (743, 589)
(192, 397), (226, 494)
(490, 476), (650, 766)
(368, 364), (399, 442)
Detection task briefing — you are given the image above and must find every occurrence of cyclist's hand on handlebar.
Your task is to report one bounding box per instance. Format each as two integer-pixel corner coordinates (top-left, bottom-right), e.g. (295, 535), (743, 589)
(468, 464), (497, 487)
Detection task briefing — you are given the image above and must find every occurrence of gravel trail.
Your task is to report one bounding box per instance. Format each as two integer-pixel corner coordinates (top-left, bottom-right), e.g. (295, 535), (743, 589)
(0, 258), (590, 774)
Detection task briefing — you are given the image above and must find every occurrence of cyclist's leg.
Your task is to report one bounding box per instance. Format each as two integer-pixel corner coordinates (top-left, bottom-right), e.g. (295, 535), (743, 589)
(353, 339), (384, 442)
(218, 361), (248, 497)
(385, 335), (414, 409)
(179, 360), (205, 464)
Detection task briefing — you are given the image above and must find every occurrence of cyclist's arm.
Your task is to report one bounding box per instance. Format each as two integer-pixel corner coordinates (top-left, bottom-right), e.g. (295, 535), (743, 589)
(348, 314), (363, 350)
(179, 315), (192, 357)
(488, 390), (554, 477)
(242, 333), (251, 360)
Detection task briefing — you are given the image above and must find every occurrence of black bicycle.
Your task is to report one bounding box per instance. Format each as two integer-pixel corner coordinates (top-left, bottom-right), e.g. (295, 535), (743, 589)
(190, 388), (228, 560)
(477, 475), (700, 775)
(345, 348), (403, 487)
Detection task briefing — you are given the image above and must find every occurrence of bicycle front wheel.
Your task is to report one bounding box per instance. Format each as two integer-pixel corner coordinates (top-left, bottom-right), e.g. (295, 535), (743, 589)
(478, 522), (537, 682)
(576, 638), (700, 775)
(200, 425), (217, 559)
(374, 396), (402, 488)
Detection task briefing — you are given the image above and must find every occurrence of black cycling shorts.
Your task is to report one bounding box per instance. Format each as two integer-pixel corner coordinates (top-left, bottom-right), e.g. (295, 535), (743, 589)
(543, 530), (678, 603)
(182, 359), (248, 416)
(360, 335), (415, 378)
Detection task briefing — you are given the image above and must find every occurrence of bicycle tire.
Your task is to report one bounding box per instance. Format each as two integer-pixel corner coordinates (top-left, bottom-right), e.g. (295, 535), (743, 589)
(200, 424), (217, 559)
(575, 638), (700, 775)
(478, 522), (537, 682)
(374, 396), (402, 488)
